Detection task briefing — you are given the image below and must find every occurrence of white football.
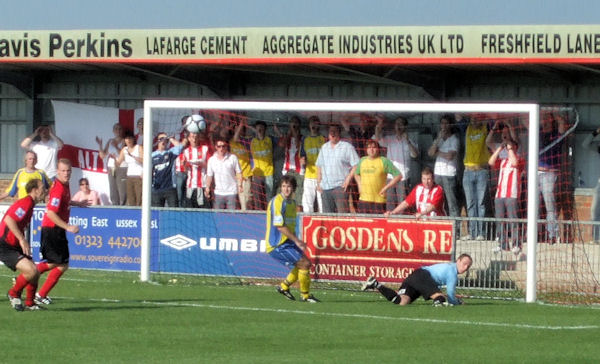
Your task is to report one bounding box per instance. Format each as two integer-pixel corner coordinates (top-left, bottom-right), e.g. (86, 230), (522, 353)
(185, 114), (206, 133)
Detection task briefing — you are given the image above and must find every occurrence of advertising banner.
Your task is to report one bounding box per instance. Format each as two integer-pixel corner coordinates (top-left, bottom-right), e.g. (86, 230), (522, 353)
(155, 209), (287, 278)
(27, 205), (452, 282)
(303, 215), (454, 283)
(30, 207), (148, 271)
(28, 206), (287, 278)
(2, 25), (600, 64)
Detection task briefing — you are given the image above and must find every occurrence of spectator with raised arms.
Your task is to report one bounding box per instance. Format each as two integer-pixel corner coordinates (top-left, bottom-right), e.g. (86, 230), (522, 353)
(21, 124), (64, 180)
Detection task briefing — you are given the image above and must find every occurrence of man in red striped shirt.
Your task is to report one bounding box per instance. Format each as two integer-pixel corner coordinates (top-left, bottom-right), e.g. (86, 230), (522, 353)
(35, 159), (86, 305)
(279, 116), (306, 211)
(181, 130), (212, 208)
(384, 167), (445, 219)
(1, 179), (47, 311)
(489, 136), (523, 254)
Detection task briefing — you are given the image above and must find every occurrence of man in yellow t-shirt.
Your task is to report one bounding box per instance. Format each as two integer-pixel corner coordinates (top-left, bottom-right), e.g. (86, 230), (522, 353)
(0, 151), (51, 201)
(266, 175), (319, 303)
(354, 140), (402, 214)
(462, 115), (491, 240)
(231, 121), (254, 211)
(301, 116), (326, 213)
(250, 120), (275, 210)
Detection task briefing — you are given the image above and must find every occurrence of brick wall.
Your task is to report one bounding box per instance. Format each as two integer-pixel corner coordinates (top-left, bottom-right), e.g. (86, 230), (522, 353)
(574, 189), (593, 221)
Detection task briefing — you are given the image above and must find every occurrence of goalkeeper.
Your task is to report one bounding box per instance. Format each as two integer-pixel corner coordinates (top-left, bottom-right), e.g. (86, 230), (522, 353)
(362, 254), (472, 306)
(265, 175), (319, 303)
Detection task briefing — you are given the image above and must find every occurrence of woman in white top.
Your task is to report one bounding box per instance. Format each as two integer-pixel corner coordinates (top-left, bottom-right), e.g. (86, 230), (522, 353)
(117, 132), (144, 206)
(96, 123), (127, 205)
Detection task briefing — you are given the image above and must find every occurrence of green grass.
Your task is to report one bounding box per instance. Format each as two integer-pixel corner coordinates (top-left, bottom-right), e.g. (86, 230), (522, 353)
(1, 269), (599, 364)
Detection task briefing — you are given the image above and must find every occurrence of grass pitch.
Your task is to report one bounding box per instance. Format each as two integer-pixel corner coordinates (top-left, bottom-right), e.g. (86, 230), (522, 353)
(1, 269), (598, 364)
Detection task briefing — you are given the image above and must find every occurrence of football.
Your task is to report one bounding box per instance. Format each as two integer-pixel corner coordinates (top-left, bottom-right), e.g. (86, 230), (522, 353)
(185, 114), (206, 133)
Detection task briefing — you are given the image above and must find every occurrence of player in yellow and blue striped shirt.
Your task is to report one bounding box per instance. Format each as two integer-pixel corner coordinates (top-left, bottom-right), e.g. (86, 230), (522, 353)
(266, 175), (319, 303)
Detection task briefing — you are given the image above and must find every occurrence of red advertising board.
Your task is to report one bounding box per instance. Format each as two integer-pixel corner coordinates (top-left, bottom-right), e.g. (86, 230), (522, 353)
(302, 216), (454, 283)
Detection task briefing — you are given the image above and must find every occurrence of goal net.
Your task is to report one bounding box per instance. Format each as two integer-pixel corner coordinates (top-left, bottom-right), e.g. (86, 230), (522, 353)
(140, 100), (599, 304)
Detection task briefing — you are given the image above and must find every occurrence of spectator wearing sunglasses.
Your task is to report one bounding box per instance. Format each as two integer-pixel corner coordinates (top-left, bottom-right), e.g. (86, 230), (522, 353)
(72, 178), (101, 206)
(205, 137), (242, 210)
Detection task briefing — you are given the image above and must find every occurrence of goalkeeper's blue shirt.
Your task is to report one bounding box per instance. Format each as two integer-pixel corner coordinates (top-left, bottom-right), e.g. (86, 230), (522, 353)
(423, 262), (461, 305)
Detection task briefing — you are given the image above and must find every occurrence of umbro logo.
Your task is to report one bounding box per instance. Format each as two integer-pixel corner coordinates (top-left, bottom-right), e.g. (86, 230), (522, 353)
(160, 234), (196, 250)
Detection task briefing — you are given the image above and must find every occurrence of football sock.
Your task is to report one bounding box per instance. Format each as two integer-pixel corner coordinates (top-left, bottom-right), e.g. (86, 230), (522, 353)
(25, 283), (38, 307)
(281, 267), (299, 290)
(9, 274), (28, 297)
(36, 261), (51, 274)
(433, 295), (446, 304)
(298, 269), (310, 299)
(378, 285), (401, 304)
(38, 267), (64, 297)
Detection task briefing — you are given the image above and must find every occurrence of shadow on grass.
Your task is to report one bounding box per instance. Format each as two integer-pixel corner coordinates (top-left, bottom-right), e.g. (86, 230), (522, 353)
(47, 297), (212, 311)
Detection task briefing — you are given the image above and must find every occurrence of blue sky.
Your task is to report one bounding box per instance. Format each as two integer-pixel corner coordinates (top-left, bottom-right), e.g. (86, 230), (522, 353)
(3, 0), (598, 30)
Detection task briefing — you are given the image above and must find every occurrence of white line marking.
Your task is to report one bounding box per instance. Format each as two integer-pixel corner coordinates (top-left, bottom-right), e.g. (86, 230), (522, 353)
(4, 271), (598, 327)
(84, 298), (594, 331)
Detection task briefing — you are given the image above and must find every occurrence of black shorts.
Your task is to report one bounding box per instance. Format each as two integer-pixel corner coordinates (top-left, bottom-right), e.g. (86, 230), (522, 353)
(0, 238), (30, 271)
(398, 268), (440, 303)
(41, 227), (70, 264)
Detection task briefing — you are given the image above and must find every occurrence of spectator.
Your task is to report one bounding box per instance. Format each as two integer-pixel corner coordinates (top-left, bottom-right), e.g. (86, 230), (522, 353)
(96, 123), (127, 205)
(20, 124), (64, 180)
(428, 115), (460, 217)
(582, 124), (600, 242)
(462, 114), (491, 240)
(486, 119), (519, 159)
(231, 117), (253, 211)
(384, 167), (445, 219)
(181, 122), (212, 208)
(72, 178), (101, 206)
(316, 124), (360, 213)
(279, 116), (306, 212)
(175, 116), (190, 207)
(135, 117), (144, 146)
(538, 112), (567, 244)
(489, 136), (523, 254)
(116, 132), (144, 206)
(250, 120), (276, 210)
(0, 151), (50, 201)
(302, 115), (326, 213)
(205, 137), (242, 210)
(341, 113), (375, 156)
(374, 115), (419, 212)
(354, 140), (402, 214)
(341, 113), (374, 212)
(151, 132), (183, 207)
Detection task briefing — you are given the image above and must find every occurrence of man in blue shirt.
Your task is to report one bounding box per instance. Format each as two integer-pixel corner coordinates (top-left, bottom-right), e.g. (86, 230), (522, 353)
(362, 254), (472, 306)
(151, 132), (184, 207)
(315, 124), (360, 213)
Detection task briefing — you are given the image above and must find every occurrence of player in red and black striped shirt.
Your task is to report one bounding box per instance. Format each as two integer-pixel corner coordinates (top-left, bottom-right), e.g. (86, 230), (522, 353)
(0, 179), (47, 311)
(35, 159), (86, 305)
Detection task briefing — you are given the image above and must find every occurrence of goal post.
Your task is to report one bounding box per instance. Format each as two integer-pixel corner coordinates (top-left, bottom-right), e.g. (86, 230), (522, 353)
(140, 100), (541, 302)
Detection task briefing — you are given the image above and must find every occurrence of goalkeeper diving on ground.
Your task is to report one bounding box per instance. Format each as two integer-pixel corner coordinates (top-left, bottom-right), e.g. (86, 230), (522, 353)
(362, 254), (473, 306)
